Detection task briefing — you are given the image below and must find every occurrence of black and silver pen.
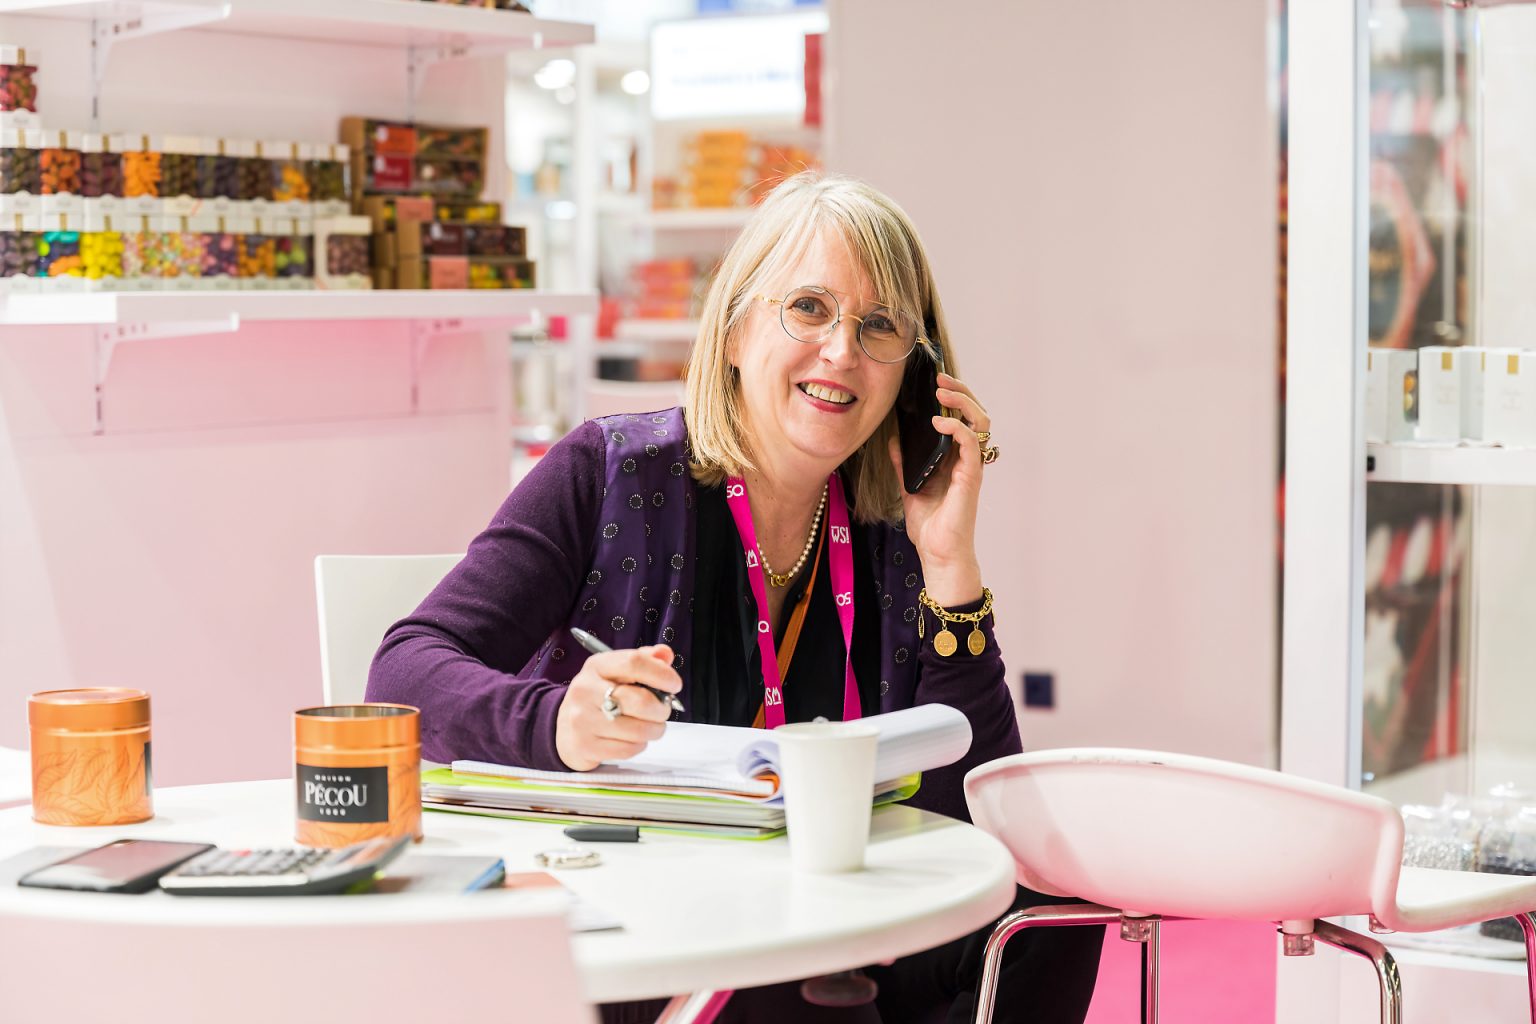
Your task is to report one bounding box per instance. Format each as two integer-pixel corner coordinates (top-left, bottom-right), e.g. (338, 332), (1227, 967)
(569, 627), (686, 713)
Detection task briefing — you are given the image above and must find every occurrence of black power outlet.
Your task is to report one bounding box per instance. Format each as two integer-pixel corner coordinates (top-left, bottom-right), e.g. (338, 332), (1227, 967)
(1022, 672), (1055, 709)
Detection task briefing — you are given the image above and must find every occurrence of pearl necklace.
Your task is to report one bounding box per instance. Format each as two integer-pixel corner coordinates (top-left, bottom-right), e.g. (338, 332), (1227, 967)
(759, 482), (828, 588)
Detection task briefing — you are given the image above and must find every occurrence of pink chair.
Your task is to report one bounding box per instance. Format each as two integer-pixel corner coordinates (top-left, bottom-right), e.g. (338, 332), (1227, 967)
(964, 748), (1536, 1024)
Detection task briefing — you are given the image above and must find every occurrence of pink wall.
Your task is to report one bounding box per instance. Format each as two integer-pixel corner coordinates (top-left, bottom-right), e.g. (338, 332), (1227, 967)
(0, 324), (513, 785)
(826, 0), (1280, 764)
(0, 12), (519, 785)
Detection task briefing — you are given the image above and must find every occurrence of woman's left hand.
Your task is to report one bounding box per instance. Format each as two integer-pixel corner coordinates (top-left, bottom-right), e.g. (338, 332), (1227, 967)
(887, 371), (990, 607)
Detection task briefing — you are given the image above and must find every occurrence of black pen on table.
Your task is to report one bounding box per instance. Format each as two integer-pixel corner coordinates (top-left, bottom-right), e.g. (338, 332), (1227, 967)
(569, 627), (686, 713)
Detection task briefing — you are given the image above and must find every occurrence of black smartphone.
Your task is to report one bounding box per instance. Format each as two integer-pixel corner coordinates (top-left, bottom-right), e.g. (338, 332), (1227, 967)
(17, 839), (215, 894)
(895, 347), (954, 493)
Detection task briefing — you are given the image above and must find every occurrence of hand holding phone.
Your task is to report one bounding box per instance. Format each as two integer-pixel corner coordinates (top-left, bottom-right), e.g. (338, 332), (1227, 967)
(895, 348), (955, 493)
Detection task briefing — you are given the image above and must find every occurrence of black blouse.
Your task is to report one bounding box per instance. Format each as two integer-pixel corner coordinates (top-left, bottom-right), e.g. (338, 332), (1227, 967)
(687, 483), (882, 727)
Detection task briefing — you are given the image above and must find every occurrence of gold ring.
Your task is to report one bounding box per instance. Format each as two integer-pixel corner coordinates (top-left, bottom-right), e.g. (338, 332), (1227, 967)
(976, 431), (991, 445)
(981, 445), (1000, 465)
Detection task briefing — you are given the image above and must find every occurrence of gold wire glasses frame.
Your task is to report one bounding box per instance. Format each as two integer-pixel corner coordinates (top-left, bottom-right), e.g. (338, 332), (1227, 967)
(755, 285), (927, 364)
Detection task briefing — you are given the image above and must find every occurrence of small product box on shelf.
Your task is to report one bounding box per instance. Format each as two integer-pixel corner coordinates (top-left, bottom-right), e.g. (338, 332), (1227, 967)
(0, 46), (40, 130)
(159, 135), (201, 213)
(0, 127), (44, 207)
(309, 143), (350, 217)
(201, 138), (241, 214)
(1365, 348), (1418, 444)
(81, 202), (125, 291)
(0, 205), (38, 291)
(194, 213), (237, 289)
(34, 211), (85, 293)
(270, 141), (312, 217)
(122, 135), (165, 216)
(427, 254), (468, 290)
(1482, 349), (1536, 447)
(79, 134), (124, 208)
(1416, 346), (1486, 443)
(313, 214), (370, 290)
(39, 131), (83, 218)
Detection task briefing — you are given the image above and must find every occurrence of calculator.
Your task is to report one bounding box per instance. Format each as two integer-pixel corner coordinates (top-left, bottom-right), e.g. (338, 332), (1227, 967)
(158, 836), (411, 896)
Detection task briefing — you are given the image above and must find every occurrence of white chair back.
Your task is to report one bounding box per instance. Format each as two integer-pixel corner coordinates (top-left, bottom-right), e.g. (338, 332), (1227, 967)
(314, 554), (463, 705)
(582, 379), (685, 420)
(0, 901), (593, 1023)
(964, 748), (1406, 922)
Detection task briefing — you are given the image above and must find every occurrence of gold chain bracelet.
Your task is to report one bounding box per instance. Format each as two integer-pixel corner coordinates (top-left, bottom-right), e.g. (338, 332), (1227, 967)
(917, 587), (995, 657)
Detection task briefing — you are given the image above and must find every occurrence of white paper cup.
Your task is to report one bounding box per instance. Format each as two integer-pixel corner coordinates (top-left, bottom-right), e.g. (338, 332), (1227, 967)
(776, 721), (880, 873)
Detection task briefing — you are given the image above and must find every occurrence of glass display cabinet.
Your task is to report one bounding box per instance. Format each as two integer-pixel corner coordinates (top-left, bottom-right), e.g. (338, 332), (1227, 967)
(1286, 0), (1536, 1017)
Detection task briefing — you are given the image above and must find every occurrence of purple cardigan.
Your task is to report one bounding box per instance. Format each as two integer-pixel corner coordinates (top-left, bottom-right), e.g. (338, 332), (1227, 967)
(367, 407), (1021, 822)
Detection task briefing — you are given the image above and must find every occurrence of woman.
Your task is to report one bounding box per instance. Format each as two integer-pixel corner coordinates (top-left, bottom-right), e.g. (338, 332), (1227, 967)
(368, 171), (1101, 1023)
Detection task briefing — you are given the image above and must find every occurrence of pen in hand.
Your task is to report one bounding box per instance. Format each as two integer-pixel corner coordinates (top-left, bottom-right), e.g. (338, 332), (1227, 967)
(569, 627), (686, 713)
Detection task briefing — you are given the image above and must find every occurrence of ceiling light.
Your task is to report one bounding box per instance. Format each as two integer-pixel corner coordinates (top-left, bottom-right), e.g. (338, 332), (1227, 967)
(620, 70), (650, 96)
(534, 58), (576, 90)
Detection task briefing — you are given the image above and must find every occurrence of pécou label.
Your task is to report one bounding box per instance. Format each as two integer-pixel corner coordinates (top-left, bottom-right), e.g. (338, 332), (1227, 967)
(296, 764), (388, 823)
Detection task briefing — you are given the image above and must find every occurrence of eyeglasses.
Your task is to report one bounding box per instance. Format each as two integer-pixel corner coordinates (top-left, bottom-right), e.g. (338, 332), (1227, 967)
(756, 285), (926, 364)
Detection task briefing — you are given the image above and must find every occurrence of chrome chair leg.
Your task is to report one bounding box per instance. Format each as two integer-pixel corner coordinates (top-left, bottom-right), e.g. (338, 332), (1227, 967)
(655, 990), (734, 1024)
(1314, 920), (1402, 1024)
(972, 904), (1122, 1024)
(1516, 912), (1536, 1024)
(1140, 919), (1161, 1024)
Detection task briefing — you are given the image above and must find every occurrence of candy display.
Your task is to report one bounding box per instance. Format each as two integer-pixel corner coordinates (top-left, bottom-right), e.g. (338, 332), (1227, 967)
(80, 134), (124, 198)
(196, 141), (240, 202)
(36, 229), (82, 277)
(467, 256), (535, 289)
(122, 138), (163, 199)
(269, 142), (311, 203)
(167, 136), (205, 201)
(1, 128), (42, 194)
(79, 227), (123, 281)
(0, 226), (39, 278)
(307, 143), (345, 201)
(39, 131), (81, 195)
(0, 47), (39, 127)
(240, 140), (273, 202)
(341, 116), (487, 202)
(313, 215), (371, 289)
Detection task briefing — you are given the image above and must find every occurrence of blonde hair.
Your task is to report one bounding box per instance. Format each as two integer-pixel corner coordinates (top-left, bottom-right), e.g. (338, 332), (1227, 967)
(684, 171), (955, 524)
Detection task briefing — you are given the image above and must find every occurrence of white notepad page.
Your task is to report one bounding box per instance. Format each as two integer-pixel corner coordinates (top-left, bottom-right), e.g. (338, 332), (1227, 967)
(451, 703), (973, 803)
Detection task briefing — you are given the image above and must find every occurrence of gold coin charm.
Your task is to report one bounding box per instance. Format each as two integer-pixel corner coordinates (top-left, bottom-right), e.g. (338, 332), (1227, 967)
(934, 627), (958, 657)
(967, 626), (986, 656)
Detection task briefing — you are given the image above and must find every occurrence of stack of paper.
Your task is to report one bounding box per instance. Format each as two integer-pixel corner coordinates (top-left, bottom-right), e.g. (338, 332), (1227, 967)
(422, 703), (973, 839)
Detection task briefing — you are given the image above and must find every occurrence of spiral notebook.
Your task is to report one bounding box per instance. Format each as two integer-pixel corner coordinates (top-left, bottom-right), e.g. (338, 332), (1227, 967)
(422, 704), (970, 838)
(448, 703), (972, 805)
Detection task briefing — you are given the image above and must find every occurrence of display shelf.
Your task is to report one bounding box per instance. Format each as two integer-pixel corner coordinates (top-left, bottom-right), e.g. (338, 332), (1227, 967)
(614, 318), (700, 344)
(1366, 442), (1536, 487)
(0, 0), (594, 52)
(0, 289), (598, 327)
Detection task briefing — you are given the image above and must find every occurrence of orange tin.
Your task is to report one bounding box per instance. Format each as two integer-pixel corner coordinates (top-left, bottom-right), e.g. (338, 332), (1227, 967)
(294, 703), (421, 848)
(28, 688), (153, 826)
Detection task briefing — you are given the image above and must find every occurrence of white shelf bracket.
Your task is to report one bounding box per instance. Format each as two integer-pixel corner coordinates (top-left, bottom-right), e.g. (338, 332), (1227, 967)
(90, 4), (232, 126)
(91, 315), (240, 434)
(409, 317), (467, 413)
(405, 41), (483, 120)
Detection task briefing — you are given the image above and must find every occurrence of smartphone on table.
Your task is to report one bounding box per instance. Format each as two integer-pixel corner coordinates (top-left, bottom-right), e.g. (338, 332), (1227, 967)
(895, 346), (956, 493)
(17, 839), (214, 894)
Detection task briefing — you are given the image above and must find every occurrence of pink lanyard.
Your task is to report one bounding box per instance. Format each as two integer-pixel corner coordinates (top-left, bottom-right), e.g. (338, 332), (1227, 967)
(724, 473), (860, 728)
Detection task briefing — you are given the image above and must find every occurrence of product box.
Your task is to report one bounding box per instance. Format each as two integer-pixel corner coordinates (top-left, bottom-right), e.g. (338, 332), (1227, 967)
(395, 254), (423, 290)
(1365, 348), (1418, 443)
(39, 130), (84, 216)
(313, 214), (371, 290)
(427, 254), (468, 290)
(0, 127), (44, 202)
(1482, 349), (1536, 447)
(1416, 346), (1486, 443)
(0, 46), (41, 130)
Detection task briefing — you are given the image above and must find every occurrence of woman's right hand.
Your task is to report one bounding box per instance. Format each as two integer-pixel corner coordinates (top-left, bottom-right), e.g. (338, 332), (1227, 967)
(555, 644), (682, 771)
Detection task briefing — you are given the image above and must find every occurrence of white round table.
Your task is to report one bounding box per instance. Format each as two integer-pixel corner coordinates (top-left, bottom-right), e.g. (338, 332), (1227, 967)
(0, 780), (1016, 1007)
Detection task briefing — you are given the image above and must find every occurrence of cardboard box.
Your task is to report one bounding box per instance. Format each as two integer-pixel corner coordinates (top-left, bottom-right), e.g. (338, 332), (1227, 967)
(1482, 349), (1536, 447)
(428, 255), (468, 290)
(1365, 348), (1418, 443)
(1416, 346), (1486, 442)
